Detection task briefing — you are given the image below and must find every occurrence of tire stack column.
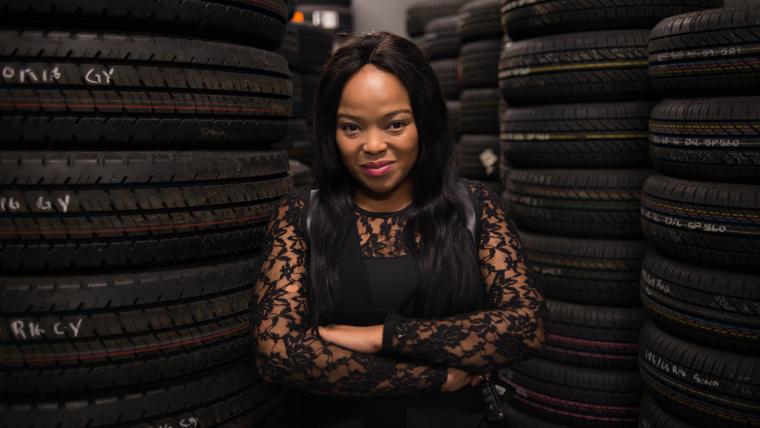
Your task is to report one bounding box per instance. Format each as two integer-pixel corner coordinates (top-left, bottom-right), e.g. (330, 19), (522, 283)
(456, 0), (504, 191)
(406, 0), (470, 48)
(638, 5), (760, 427)
(495, 0), (720, 426)
(276, 22), (335, 188)
(422, 15), (463, 140)
(0, 1), (293, 427)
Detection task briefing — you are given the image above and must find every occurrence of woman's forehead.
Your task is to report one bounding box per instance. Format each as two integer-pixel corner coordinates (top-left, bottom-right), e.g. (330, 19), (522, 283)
(338, 65), (411, 116)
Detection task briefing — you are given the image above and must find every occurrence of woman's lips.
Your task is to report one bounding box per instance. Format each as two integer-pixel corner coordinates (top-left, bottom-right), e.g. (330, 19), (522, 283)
(361, 163), (394, 177)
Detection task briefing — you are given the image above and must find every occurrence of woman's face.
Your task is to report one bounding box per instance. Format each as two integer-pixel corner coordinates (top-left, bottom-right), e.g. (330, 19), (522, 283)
(336, 64), (419, 209)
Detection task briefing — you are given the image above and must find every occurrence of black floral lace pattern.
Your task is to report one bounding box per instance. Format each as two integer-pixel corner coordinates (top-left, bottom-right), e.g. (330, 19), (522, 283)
(382, 182), (546, 372)
(252, 181), (545, 396)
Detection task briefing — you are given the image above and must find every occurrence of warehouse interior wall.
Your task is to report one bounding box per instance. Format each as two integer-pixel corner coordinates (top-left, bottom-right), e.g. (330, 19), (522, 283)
(352, 0), (414, 38)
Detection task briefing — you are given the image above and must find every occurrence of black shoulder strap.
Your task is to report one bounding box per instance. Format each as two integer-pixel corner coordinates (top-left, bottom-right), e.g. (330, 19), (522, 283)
(306, 184), (478, 246)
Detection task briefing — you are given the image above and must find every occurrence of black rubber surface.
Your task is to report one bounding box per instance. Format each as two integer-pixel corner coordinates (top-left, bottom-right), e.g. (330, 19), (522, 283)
(461, 38), (503, 89)
(543, 299), (643, 370)
(639, 392), (696, 428)
(639, 320), (760, 428)
(460, 88), (500, 135)
(499, 30), (651, 105)
(506, 168), (652, 239)
(641, 250), (760, 355)
(422, 15), (461, 60)
(640, 174), (760, 271)
(501, 101), (653, 168)
(649, 5), (760, 96)
(457, 134), (500, 181)
(406, 0), (469, 37)
(459, 0), (503, 42)
(290, 23), (334, 74)
(501, 0), (721, 42)
(501, 358), (642, 427)
(431, 59), (462, 100)
(0, 31), (292, 147)
(0, 0), (289, 50)
(0, 150), (289, 271)
(649, 97), (760, 183)
(519, 230), (647, 306)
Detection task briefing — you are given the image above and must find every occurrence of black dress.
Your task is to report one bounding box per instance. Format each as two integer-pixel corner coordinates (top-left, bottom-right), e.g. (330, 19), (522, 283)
(252, 180), (546, 428)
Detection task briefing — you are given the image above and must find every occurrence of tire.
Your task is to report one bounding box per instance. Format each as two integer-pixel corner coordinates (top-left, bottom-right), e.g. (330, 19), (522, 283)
(448, 100), (462, 137)
(431, 59), (462, 100)
(640, 174), (760, 271)
(272, 119), (314, 166)
(501, 0), (721, 42)
(504, 403), (570, 428)
(639, 320), (760, 428)
(406, 0), (469, 37)
(2, 358), (284, 428)
(0, 257), (260, 394)
(461, 38), (503, 89)
(0, 31), (291, 147)
(459, 0), (503, 42)
(640, 392), (696, 428)
(544, 300), (643, 370)
(501, 359), (642, 427)
(501, 101), (653, 168)
(422, 15), (461, 60)
(300, 73), (321, 120)
(297, 3), (353, 33)
(649, 5), (760, 96)
(460, 88), (500, 135)
(506, 168), (652, 239)
(499, 30), (651, 105)
(278, 23), (301, 67)
(648, 97), (760, 183)
(0, 150), (290, 271)
(457, 134), (500, 180)
(641, 250), (760, 356)
(0, 0), (288, 50)
(518, 230), (646, 306)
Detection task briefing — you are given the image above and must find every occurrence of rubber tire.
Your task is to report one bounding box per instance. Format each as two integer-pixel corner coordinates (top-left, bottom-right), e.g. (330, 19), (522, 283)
(448, 100), (462, 137)
(639, 392), (696, 428)
(290, 23), (334, 74)
(639, 320), (760, 428)
(501, 358), (642, 427)
(0, 0), (288, 50)
(459, 0), (503, 42)
(422, 15), (461, 60)
(499, 30), (651, 105)
(501, 101), (654, 168)
(518, 230), (647, 306)
(461, 38), (503, 89)
(641, 250), (760, 356)
(0, 150), (289, 271)
(649, 5), (760, 96)
(431, 59), (462, 100)
(457, 134), (500, 181)
(460, 88), (500, 135)
(406, 0), (469, 37)
(640, 174), (760, 271)
(648, 97), (760, 183)
(0, 31), (291, 147)
(501, 0), (721, 42)
(506, 168), (652, 239)
(543, 299), (644, 370)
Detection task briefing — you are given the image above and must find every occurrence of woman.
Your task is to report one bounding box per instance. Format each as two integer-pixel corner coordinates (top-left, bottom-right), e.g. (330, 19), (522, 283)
(252, 31), (545, 428)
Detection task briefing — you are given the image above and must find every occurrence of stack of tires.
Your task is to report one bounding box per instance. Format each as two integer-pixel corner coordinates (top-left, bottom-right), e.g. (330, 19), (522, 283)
(407, 0), (469, 46)
(0, 1), (292, 426)
(295, 0), (353, 34)
(423, 15), (463, 138)
(276, 22), (334, 187)
(638, 5), (760, 427)
(495, 0), (720, 426)
(456, 0), (504, 189)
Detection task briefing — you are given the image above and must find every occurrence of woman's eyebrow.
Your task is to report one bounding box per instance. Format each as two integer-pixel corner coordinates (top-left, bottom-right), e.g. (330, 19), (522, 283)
(336, 109), (412, 120)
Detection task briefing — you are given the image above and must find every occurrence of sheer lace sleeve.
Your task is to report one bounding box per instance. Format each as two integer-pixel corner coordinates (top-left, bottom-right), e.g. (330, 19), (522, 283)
(252, 191), (448, 397)
(381, 182), (546, 373)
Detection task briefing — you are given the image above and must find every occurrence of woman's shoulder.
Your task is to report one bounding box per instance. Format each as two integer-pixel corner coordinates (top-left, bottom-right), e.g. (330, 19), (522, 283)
(270, 186), (314, 229)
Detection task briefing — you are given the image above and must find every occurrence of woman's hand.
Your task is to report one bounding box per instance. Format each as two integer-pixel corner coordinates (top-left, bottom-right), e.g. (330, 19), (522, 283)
(318, 324), (383, 354)
(442, 367), (480, 392)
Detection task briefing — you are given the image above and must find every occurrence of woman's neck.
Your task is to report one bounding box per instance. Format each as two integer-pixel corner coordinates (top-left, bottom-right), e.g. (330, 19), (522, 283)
(354, 179), (414, 213)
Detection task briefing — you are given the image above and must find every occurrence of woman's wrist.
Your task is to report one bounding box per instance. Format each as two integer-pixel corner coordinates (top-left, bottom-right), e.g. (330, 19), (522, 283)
(381, 313), (405, 355)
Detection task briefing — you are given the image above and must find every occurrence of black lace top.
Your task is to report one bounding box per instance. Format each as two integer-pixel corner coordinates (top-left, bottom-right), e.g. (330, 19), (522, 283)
(252, 180), (546, 398)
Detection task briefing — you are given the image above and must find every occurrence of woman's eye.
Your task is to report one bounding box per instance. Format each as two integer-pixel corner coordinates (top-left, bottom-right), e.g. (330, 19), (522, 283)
(389, 121), (406, 130)
(341, 123), (359, 133)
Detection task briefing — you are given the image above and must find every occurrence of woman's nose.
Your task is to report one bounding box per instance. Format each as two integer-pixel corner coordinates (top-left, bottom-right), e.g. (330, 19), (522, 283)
(362, 128), (388, 154)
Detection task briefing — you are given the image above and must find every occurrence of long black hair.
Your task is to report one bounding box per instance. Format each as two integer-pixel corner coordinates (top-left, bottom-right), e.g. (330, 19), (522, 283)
(308, 31), (485, 329)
